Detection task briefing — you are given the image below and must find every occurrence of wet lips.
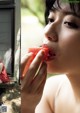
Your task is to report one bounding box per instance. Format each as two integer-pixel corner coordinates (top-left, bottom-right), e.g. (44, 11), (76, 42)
(21, 46), (49, 79)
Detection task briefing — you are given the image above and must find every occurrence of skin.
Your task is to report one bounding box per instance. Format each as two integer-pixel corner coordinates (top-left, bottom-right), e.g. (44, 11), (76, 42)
(21, 51), (47, 113)
(21, 3), (80, 113)
(0, 63), (3, 73)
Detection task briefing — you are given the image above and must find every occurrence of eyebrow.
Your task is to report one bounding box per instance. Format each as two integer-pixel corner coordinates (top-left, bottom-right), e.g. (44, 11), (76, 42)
(63, 11), (80, 18)
(51, 7), (80, 19)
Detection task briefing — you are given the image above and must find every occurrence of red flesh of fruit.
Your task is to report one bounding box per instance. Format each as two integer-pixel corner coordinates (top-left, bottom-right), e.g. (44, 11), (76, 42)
(21, 46), (49, 79)
(28, 46), (49, 61)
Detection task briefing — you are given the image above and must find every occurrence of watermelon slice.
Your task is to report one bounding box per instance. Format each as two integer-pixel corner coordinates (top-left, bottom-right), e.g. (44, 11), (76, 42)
(28, 46), (49, 61)
(21, 46), (49, 79)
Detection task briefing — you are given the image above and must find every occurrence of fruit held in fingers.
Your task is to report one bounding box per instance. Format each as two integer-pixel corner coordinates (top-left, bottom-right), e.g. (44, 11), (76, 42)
(21, 46), (49, 79)
(28, 46), (49, 61)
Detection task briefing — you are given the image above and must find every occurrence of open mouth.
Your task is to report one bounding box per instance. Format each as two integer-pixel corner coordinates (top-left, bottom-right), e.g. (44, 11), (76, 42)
(47, 48), (56, 61)
(42, 44), (56, 61)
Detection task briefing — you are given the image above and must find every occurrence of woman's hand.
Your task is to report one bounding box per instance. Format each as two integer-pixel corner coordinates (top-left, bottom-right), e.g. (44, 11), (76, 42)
(21, 50), (47, 113)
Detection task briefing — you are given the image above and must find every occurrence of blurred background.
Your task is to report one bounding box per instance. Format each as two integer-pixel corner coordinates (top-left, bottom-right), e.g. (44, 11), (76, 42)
(21, 0), (46, 57)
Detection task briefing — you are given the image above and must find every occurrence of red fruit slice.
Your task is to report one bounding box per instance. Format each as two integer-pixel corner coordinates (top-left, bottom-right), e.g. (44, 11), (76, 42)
(21, 46), (49, 79)
(0, 63), (10, 83)
(28, 46), (49, 61)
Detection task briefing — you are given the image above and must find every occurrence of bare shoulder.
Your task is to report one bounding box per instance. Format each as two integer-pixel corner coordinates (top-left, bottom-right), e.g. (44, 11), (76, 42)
(35, 74), (68, 113)
(44, 74), (67, 95)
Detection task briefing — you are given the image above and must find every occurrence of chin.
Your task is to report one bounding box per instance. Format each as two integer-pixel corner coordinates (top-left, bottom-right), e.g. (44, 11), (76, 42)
(47, 64), (64, 74)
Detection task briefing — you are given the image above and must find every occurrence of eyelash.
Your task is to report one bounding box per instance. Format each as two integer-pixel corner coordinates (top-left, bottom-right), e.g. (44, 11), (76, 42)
(48, 18), (54, 23)
(47, 18), (79, 29)
(64, 21), (78, 29)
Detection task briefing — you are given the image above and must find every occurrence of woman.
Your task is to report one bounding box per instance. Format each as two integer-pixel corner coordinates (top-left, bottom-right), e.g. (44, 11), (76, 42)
(21, 0), (80, 113)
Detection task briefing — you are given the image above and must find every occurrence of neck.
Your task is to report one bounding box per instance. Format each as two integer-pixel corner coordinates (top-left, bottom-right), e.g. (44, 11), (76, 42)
(67, 73), (80, 102)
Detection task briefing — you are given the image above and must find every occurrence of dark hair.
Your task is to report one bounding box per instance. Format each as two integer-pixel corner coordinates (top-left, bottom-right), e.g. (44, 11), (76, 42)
(45, 0), (80, 24)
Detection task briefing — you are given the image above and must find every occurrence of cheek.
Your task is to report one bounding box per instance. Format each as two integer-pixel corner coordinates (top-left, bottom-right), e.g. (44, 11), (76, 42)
(59, 31), (80, 52)
(59, 32), (80, 65)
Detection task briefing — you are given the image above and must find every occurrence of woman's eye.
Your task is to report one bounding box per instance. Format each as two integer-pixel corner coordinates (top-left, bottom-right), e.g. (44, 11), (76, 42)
(64, 21), (78, 29)
(48, 18), (54, 24)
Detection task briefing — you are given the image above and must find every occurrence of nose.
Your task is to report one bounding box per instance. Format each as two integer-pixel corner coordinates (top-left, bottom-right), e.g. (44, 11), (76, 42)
(44, 22), (58, 42)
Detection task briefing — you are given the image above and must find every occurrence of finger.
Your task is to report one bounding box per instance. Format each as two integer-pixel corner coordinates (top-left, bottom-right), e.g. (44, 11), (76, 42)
(20, 53), (33, 76)
(25, 50), (44, 83)
(22, 50), (44, 89)
(30, 62), (47, 94)
(21, 52), (33, 66)
(37, 78), (46, 94)
(32, 62), (47, 84)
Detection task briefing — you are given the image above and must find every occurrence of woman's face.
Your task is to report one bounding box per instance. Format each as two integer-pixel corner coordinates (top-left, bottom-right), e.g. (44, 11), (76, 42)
(43, 3), (80, 74)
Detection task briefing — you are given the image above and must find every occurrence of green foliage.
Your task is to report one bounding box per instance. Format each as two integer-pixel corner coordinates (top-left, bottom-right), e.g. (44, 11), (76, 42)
(21, 0), (45, 25)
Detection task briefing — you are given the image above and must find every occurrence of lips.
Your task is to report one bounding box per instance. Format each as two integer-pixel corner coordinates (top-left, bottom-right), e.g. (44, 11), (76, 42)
(42, 44), (56, 61)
